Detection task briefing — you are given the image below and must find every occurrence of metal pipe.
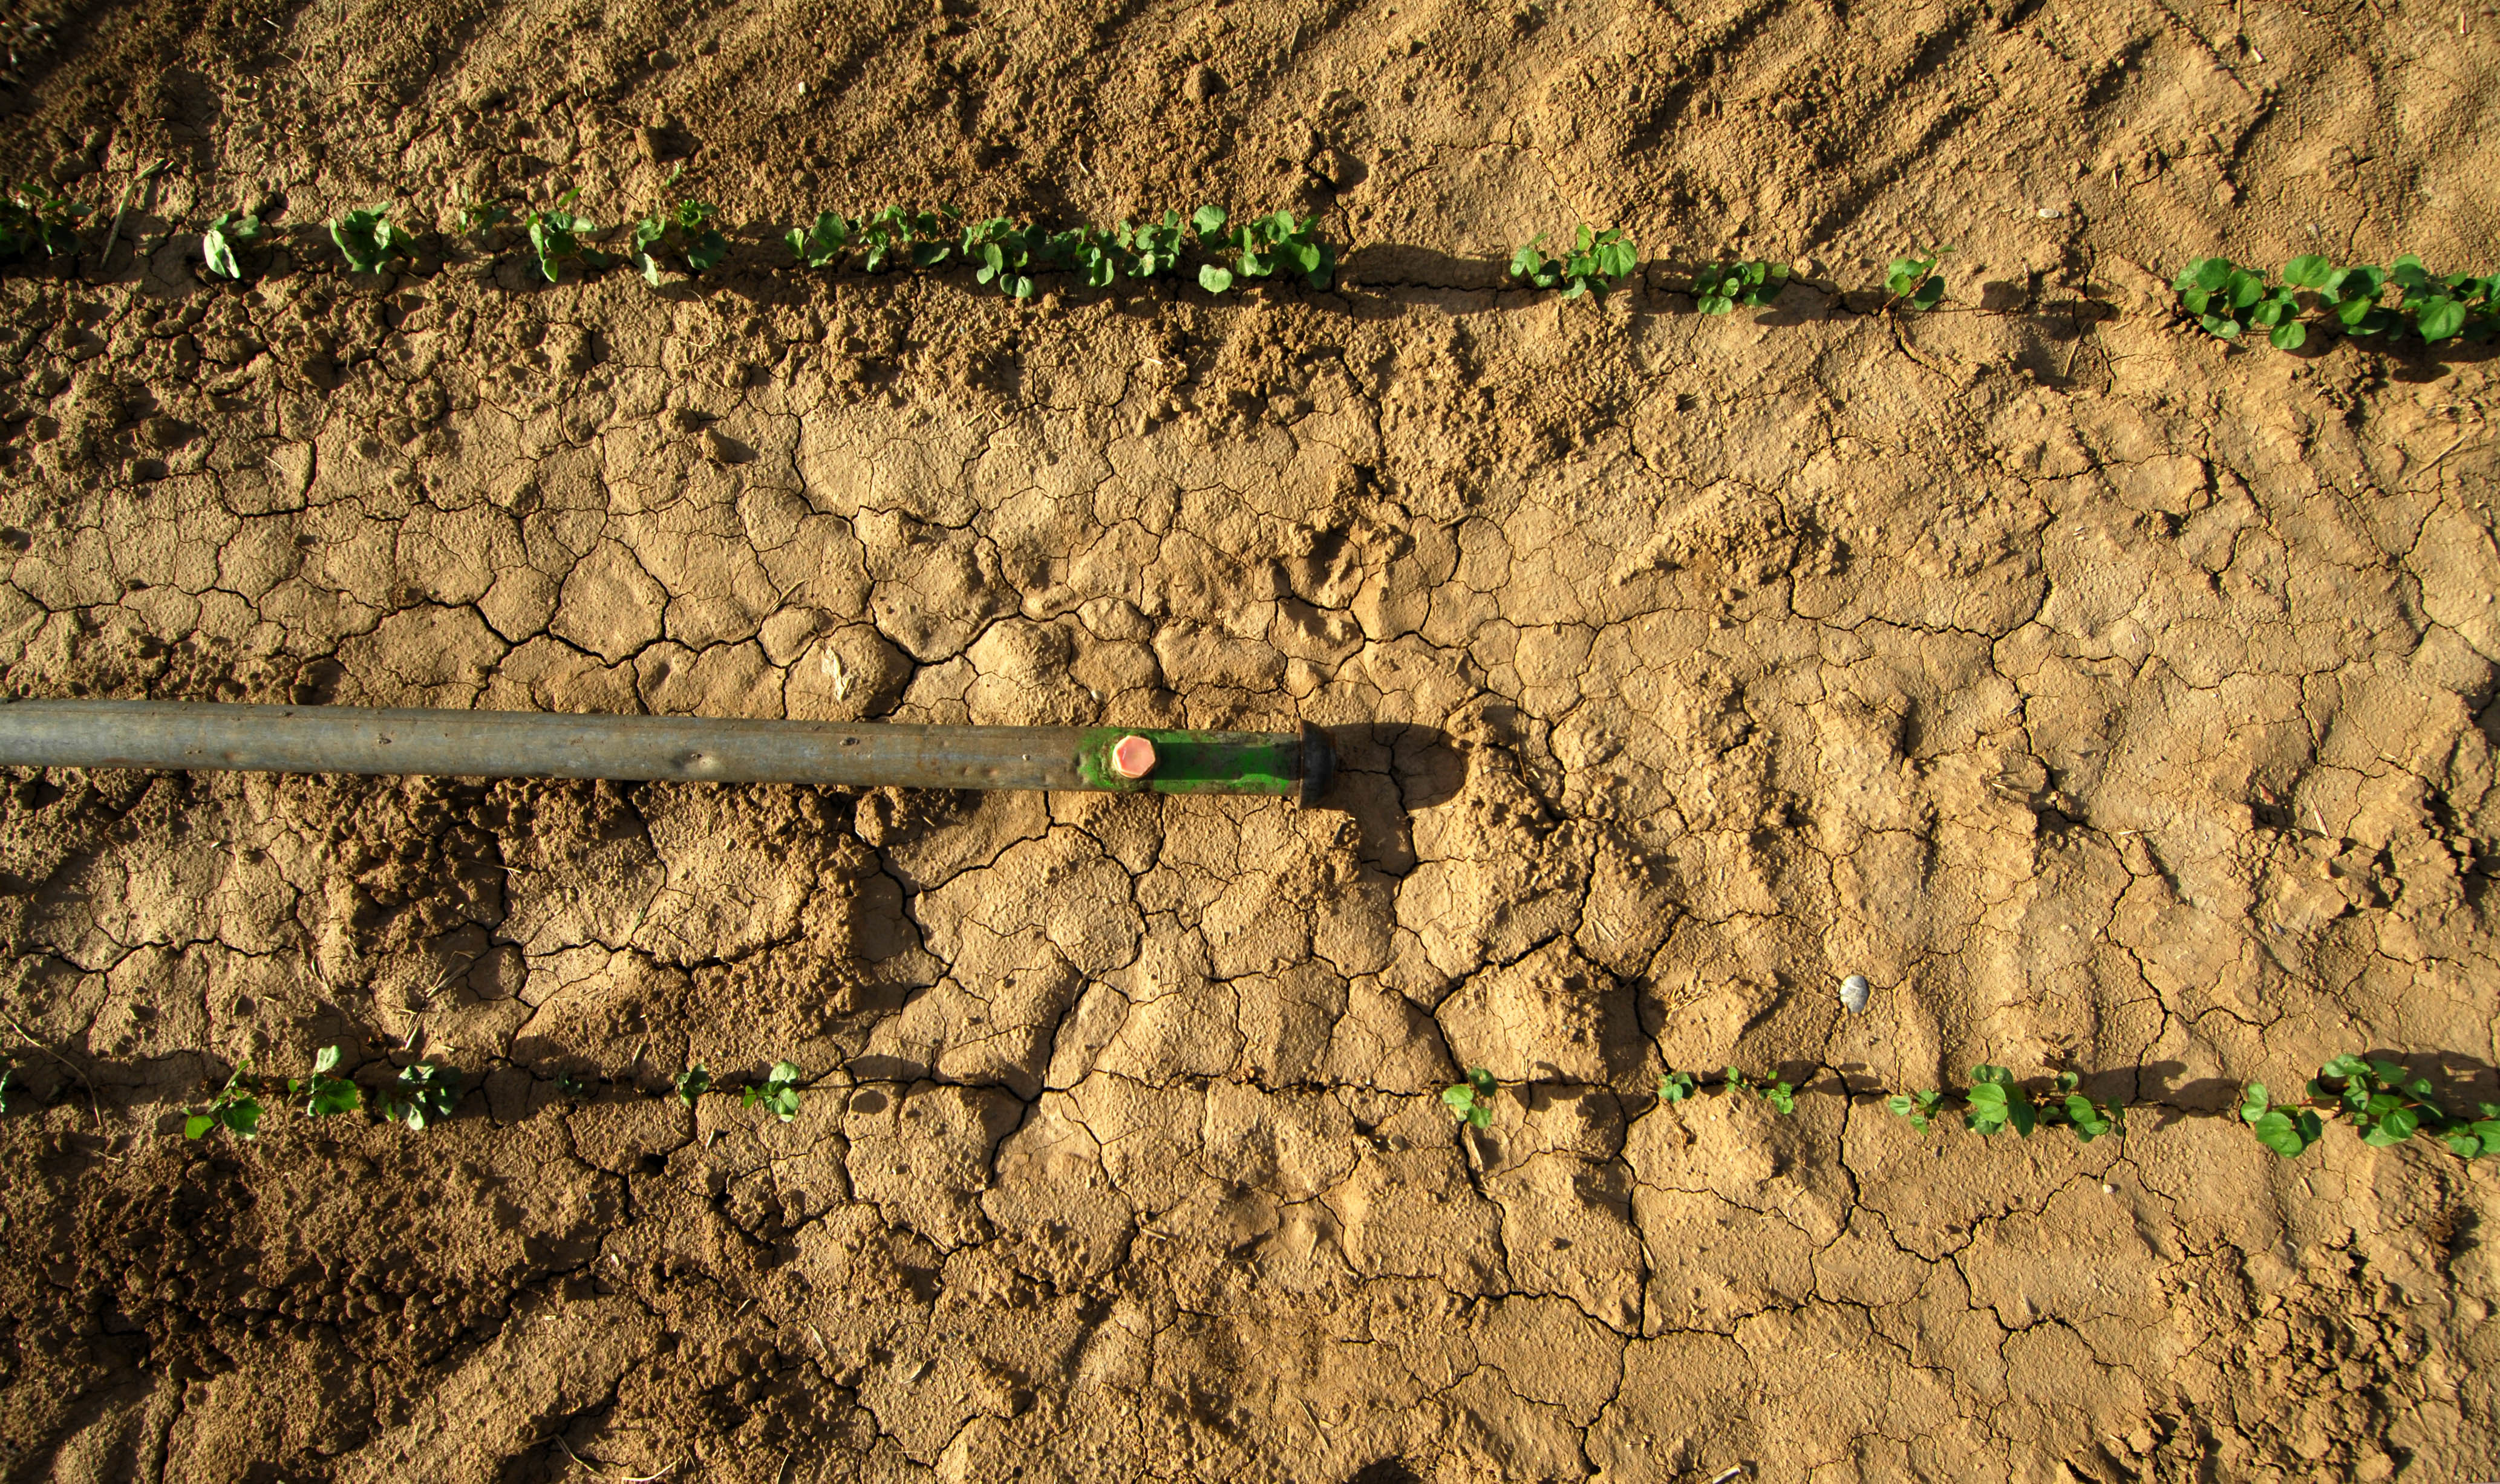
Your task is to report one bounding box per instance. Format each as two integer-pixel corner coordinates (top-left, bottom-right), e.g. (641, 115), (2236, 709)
(0, 701), (1337, 806)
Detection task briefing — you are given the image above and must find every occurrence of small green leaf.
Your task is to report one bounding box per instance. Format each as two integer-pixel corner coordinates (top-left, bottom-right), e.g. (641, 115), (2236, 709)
(184, 1112), (217, 1140)
(2282, 253), (2332, 288)
(2250, 1108), (2321, 1158)
(675, 1064), (712, 1107)
(1659, 1070), (1697, 1104)
(2270, 320), (2307, 350)
(1192, 204), (1227, 236)
(2417, 298), (2467, 342)
(1199, 263), (1233, 294)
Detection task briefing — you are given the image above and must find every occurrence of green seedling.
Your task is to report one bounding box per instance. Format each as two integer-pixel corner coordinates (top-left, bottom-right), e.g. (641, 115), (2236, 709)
(2038, 1072), (2123, 1143)
(1045, 224), (1120, 288)
(1884, 247), (1952, 311)
(2309, 1054), (2498, 1159)
(1962, 1064), (2035, 1137)
(520, 187), (605, 283)
(857, 205), (958, 273)
(786, 211), (850, 268)
(556, 1071), (590, 1101)
(674, 1063), (712, 1107)
(1117, 210), (1190, 279)
(378, 1060), (462, 1130)
(2390, 254), (2498, 343)
(0, 1062), (12, 1114)
(1657, 1069), (1698, 1104)
(2312, 1055), (2429, 1147)
(184, 1060), (264, 1141)
(453, 188), (511, 239)
(1196, 205), (1335, 294)
(2239, 1081), (2323, 1159)
(629, 169), (728, 285)
(1443, 1066), (1497, 1130)
(961, 215), (1042, 298)
(1509, 225), (1639, 300)
(288, 1044), (360, 1117)
(329, 204), (410, 274)
(743, 1061), (805, 1122)
(201, 210), (266, 280)
(2452, 1104), (2500, 1160)
(1723, 1066), (1798, 1116)
(2172, 256), (2302, 347)
(2283, 255), (2391, 337)
(1692, 258), (1789, 314)
(0, 181), (90, 262)
(1887, 1089), (1944, 1135)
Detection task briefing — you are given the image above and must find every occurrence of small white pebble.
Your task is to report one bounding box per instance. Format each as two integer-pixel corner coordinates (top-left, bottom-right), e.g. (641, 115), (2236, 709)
(2103, 1183), (2117, 1194)
(1839, 974), (1871, 1014)
(2036, 206), (2066, 220)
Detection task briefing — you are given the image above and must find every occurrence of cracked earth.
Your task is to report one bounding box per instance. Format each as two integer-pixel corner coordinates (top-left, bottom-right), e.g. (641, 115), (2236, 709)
(2, 0), (2498, 1480)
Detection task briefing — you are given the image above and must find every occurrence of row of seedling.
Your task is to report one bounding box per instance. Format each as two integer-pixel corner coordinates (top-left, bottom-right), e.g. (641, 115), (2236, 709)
(2175, 254), (2498, 346)
(194, 177), (1336, 299)
(15, 172), (2499, 343)
(168, 1046), (810, 1141)
(1442, 1053), (2500, 1162)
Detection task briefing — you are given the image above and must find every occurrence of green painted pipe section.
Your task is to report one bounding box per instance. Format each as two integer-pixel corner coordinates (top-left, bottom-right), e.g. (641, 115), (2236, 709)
(1074, 726), (1301, 796)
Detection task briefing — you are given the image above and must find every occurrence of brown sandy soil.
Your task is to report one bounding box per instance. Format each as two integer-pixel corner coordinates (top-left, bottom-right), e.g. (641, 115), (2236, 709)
(2, 1), (2499, 1479)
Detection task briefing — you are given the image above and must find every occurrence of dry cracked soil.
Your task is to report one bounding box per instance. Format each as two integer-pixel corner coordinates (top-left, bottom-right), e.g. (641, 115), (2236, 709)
(1, 0), (2498, 1480)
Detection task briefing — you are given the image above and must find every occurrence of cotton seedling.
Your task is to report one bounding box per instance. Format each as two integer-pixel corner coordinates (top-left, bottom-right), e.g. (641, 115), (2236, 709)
(0, 180), (90, 261)
(1887, 1088), (1944, 1135)
(1883, 247), (1952, 311)
(378, 1060), (462, 1130)
(1045, 225), (1120, 288)
(674, 1063), (712, 1107)
(2306, 1053), (2497, 1156)
(519, 187), (605, 283)
(786, 211), (850, 268)
(1509, 225), (1639, 301)
(1442, 1066), (1497, 1129)
(629, 169), (728, 285)
(1723, 1066), (1797, 1115)
(201, 210), (266, 280)
(1115, 210), (1189, 279)
(1657, 1069), (1698, 1104)
(2389, 254), (2498, 343)
(2239, 1081), (2323, 1159)
(1196, 205), (1336, 293)
(856, 205), (957, 272)
(0, 1061), (13, 1114)
(184, 1060), (264, 1141)
(743, 1061), (805, 1122)
(2455, 1104), (2500, 1159)
(1692, 258), (1789, 314)
(288, 1044), (361, 1117)
(452, 188), (511, 240)
(961, 215), (1042, 298)
(2037, 1072), (2123, 1142)
(2172, 256), (2302, 347)
(1962, 1064), (2036, 1136)
(329, 204), (410, 274)
(2282, 255), (2390, 337)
